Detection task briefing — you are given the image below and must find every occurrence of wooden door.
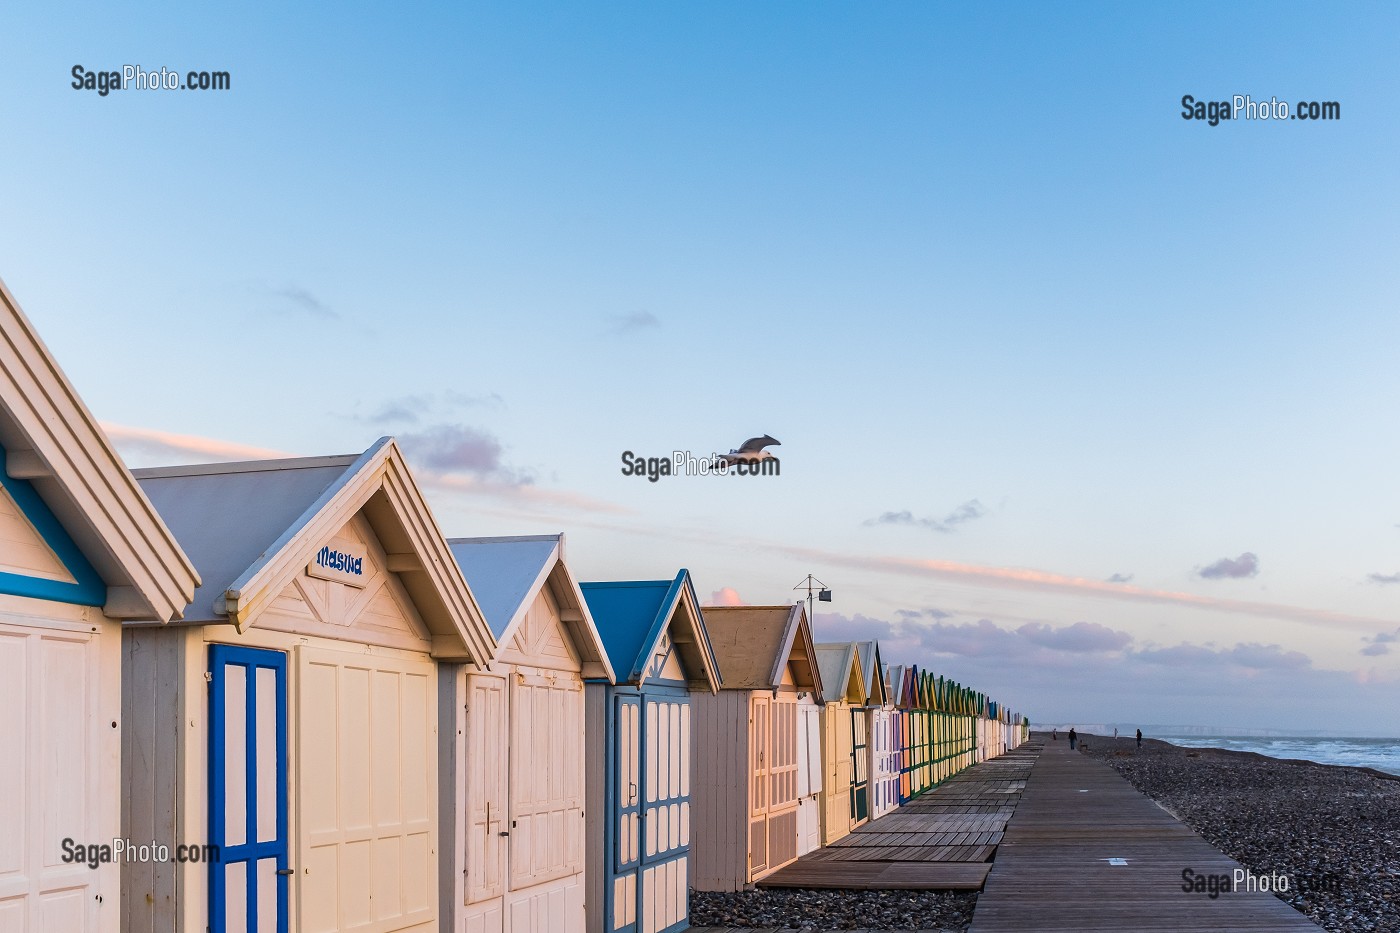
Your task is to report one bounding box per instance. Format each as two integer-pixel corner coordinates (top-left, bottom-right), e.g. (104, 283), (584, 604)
(508, 672), (584, 889)
(209, 644), (289, 933)
(464, 673), (508, 905)
(638, 692), (690, 933)
(747, 694), (769, 876)
(609, 695), (640, 933)
(296, 647), (437, 932)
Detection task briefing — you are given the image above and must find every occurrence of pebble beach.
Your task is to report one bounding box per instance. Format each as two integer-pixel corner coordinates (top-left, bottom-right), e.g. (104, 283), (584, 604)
(1080, 734), (1400, 933)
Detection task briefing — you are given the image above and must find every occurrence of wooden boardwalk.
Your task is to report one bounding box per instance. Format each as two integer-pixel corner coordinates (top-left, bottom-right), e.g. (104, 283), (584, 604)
(756, 742), (1042, 890)
(969, 736), (1322, 932)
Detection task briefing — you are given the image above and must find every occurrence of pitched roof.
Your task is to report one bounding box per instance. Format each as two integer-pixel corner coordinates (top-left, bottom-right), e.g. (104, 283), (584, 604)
(134, 437), (494, 662)
(814, 641), (867, 704)
(854, 640), (886, 705)
(580, 570), (720, 691)
(448, 533), (613, 681)
(701, 603), (822, 693)
(0, 278), (199, 621)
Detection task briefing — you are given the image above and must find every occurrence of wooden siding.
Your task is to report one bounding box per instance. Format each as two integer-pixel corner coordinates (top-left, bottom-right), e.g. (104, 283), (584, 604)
(687, 689), (749, 891)
(582, 685), (608, 933)
(119, 625), (186, 933)
(259, 514), (433, 654)
(0, 486), (75, 582)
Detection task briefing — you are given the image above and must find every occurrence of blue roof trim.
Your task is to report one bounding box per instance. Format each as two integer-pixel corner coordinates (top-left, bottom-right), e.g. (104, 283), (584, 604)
(0, 442), (106, 607)
(632, 571), (687, 683)
(581, 570), (719, 688)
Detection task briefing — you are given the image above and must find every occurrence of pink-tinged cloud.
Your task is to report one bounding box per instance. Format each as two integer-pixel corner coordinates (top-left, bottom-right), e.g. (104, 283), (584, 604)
(774, 544), (1394, 633)
(708, 587), (745, 606)
(101, 422), (292, 462)
(102, 422), (629, 515)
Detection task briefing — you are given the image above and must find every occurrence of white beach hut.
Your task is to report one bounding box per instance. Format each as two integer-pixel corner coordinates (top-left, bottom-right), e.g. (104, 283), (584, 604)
(0, 279), (199, 933)
(440, 534), (615, 933)
(121, 438), (496, 933)
(689, 604), (823, 890)
(855, 643), (900, 821)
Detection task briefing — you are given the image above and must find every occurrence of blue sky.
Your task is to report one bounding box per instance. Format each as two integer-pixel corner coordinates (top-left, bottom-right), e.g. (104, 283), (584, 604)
(3, 2), (1398, 732)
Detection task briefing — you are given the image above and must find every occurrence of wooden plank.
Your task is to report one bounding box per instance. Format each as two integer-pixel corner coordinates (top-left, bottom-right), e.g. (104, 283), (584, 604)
(969, 737), (1322, 932)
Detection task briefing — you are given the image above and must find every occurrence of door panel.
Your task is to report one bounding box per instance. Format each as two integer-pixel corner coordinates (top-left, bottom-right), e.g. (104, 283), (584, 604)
(296, 647), (436, 932)
(466, 673), (508, 904)
(849, 709), (868, 823)
(509, 673), (584, 889)
(0, 622), (108, 933)
(209, 645), (288, 933)
(638, 693), (690, 933)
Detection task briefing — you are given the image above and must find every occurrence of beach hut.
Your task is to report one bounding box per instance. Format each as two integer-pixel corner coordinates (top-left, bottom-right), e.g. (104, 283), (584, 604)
(0, 280), (199, 933)
(690, 604), (823, 890)
(580, 572), (721, 933)
(440, 534), (615, 933)
(121, 437), (496, 933)
(886, 663), (912, 803)
(813, 642), (868, 845)
(857, 646), (899, 821)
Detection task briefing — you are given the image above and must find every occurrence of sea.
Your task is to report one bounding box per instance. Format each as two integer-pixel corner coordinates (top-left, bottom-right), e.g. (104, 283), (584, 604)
(1156, 735), (1400, 777)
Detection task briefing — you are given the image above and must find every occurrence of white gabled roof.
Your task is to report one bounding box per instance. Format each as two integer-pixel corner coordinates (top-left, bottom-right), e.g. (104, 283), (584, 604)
(448, 534), (615, 682)
(0, 277), (199, 621)
(134, 437), (495, 663)
(815, 641), (866, 705)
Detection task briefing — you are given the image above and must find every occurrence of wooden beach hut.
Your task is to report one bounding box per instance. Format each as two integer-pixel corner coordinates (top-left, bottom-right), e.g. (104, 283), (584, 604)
(690, 603), (823, 890)
(0, 280), (199, 933)
(886, 663), (912, 803)
(856, 645), (900, 821)
(441, 534), (615, 933)
(580, 572), (721, 933)
(122, 438), (496, 933)
(813, 642), (869, 845)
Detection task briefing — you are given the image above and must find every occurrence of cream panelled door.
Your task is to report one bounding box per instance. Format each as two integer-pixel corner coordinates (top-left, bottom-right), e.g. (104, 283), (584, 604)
(297, 647), (437, 932)
(0, 621), (110, 933)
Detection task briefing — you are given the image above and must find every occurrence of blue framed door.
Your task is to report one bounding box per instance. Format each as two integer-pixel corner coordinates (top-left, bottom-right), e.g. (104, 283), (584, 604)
(610, 694), (641, 933)
(209, 645), (289, 933)
(638, 690), (691, 933)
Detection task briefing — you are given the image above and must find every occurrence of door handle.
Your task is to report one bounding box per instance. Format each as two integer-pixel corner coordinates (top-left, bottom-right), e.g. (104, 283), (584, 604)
(498, 831), (510, 837)
(277, 869), (294, 876)
(629, 782), (637, 805)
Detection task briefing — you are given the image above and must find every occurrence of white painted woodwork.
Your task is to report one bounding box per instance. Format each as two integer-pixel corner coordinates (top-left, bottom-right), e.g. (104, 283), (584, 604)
(297, 646), (437, 932)
(0, 611), (116, 933)
(0, 485), (74, 582)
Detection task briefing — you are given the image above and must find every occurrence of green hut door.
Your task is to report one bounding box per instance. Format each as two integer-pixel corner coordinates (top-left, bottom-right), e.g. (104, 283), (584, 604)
(849, 709), (868, 822)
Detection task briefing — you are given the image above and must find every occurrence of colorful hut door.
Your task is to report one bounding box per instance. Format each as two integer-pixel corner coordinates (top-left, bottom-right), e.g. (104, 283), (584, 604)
(748, 694), (770, 874)
(849, 709), (868, 822)
(209, 645), (289, 933)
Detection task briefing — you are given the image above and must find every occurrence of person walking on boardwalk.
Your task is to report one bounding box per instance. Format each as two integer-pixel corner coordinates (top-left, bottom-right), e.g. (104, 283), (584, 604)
(1136, 728), (1142, 749)
(1068, 727), (1077, 750)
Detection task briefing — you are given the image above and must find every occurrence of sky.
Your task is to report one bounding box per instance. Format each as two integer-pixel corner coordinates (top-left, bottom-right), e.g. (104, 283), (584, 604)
(2, 2), (1397, 733)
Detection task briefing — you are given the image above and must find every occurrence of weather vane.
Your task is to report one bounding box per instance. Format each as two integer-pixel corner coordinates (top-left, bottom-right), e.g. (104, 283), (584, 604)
(793, 573), (831, 627)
